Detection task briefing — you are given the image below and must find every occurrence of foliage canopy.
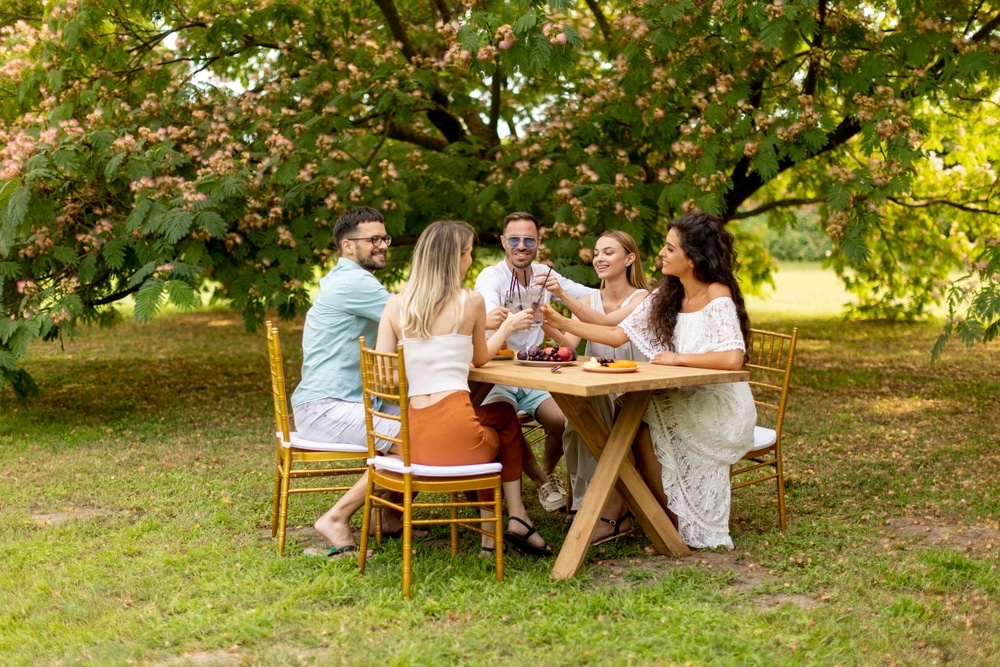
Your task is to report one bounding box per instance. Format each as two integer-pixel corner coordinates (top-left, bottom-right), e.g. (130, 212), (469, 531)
(3, 0), (1000, 395)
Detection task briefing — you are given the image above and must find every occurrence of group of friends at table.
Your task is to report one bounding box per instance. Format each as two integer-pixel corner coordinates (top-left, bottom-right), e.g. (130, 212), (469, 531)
(290, 205), (756, 559)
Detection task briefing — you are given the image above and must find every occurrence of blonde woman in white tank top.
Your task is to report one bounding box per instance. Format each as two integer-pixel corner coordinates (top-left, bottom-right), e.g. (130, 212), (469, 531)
(538, 231), (649, 544)
(376, 221), (554, 556)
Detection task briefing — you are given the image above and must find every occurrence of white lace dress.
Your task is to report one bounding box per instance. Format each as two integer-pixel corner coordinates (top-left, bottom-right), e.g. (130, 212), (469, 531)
(620, 296), (756, 549)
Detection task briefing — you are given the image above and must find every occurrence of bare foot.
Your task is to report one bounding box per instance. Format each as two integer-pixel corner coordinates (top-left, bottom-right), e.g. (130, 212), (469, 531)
(371, 510), (430, 538)
(314, 513), (355, 549)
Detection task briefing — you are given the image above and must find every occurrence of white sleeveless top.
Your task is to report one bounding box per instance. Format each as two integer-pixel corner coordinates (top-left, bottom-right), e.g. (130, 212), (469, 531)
(584, 288), (648, 362)
(400, 292), (474, 397)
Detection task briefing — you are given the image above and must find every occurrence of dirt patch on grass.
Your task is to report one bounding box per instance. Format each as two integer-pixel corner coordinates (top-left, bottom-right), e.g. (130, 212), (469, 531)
(588, 548), (823, 610)
(884, 516), (999, 555)
(30, 506), (122, 525)
(155, 648), (242, 666)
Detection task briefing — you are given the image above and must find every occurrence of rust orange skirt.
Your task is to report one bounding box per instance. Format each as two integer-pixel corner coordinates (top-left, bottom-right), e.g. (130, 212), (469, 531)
(408, 391), (523, 483)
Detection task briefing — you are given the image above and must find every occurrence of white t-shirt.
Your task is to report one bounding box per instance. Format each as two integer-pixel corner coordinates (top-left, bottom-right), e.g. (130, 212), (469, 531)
(474, 261), (594, 351)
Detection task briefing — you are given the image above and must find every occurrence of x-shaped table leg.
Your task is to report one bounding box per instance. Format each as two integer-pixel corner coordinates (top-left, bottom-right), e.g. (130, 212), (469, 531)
(550, 391), (690, 579)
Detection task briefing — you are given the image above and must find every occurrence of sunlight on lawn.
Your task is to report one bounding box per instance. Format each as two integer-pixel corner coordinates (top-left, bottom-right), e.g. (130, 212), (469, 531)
(745, 261), (853, 318)
(745, 261), (952, 320)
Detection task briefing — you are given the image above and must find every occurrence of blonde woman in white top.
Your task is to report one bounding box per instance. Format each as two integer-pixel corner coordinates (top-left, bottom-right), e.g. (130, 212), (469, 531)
(376, 220), (553, 556)
(539, 230), (649, 543)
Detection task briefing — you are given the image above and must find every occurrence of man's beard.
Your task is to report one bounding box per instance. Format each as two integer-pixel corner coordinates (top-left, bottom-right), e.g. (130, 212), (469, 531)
(358, 251), (386, 272)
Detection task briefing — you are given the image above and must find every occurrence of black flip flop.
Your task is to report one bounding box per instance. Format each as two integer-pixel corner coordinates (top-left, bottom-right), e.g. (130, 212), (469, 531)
(504, 516), (553, 557)
(303, 545), (358, 559)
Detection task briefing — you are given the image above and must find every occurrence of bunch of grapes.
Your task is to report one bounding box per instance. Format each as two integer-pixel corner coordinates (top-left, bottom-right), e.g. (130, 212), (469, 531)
(596, 357), (615, 367)
(516, 343), (577, 362)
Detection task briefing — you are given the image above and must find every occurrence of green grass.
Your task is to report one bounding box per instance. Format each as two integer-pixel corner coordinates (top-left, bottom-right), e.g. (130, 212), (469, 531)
(2, 265), (998, 666)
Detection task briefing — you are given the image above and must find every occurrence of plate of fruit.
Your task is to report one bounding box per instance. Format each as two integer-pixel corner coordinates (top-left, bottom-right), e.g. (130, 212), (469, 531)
(582, 357), (639, 373)
(493, 347), (516, 360)
(514, 343), (577, 366)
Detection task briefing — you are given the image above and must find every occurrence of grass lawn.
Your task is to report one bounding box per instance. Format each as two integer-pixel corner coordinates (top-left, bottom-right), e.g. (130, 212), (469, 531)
(1, 264), (998, 666)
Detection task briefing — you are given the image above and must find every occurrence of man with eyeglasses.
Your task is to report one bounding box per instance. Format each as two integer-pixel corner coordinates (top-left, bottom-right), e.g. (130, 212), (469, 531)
(291, 206), (409, 556)
(474, 212), (593, 512)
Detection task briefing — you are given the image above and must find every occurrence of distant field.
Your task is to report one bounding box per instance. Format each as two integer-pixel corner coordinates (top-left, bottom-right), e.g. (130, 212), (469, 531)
(744, 261), (852, 319)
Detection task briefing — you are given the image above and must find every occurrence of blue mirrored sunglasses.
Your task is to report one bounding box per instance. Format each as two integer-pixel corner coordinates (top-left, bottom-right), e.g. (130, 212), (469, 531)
(505, 236), (537, 249)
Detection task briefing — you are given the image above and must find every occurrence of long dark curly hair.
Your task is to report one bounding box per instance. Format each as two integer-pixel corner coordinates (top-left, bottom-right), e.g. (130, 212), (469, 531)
(648, 211), (751, 354)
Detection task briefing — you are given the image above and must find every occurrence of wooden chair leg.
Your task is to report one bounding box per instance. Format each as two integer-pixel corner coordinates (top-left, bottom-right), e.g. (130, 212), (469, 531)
(275, 447), (294, 555)
(402, 492), (413, 598)
(359, 481), (376, 575)
(494, 481), (504, 582)
(450, 501), (460, 555)
(271, 460), (282, 537)
(776, 456), (787, 531)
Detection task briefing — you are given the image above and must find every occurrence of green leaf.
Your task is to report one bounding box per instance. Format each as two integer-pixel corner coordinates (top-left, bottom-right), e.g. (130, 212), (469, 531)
(128, 261), (157, 288)
(78, 254), (97, 284)
(513, 11), (537, 35)
(127, 197), (153, 232)
(162, 208), (194, 244)
(102, 235), (128, 269)
(133, 279), (165, 323)
(195, 210), (227, 237)
(104, 152), (126, 179)
(5, 186), (31, 228)
(166, 280), (198, 309)
(0, 318), (17, 344)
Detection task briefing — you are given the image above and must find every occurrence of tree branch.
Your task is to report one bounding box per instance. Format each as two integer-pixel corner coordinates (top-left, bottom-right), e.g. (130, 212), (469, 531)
(372, 0), (467, 144)
(85, 284), (141, 307)
(488, 68), (503, 143)
(802, 0), (826, 98)
(731, 198), (827, 220)
(886, 196), (1000, 215)
(431, 0), (452, 23)
(583, 0), (613, 44)
(725, 115), (861, 219)
(386, 122), (449, 151)
(372, 0), (418, 61)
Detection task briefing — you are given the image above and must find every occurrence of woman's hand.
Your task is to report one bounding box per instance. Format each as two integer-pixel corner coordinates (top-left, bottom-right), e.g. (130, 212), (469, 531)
(485, 306), (511, 330)
(501, 308), (534, 334)
(535, 271), (565, 298)
(651, 350), (681, 366)
(540, 304), (568, 329)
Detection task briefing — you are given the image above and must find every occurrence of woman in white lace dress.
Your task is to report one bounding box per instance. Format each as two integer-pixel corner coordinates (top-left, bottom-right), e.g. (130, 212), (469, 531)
(543, 211), (755, 549)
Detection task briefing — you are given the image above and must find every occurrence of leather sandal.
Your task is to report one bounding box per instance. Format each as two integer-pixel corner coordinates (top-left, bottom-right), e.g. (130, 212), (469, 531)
(591, 512), (633, 546)
(504, 516), (554, 557)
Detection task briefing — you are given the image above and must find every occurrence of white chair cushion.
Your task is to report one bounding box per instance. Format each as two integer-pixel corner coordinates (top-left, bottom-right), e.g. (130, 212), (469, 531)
(749, 426), (777, 452)
(369, 457), (502, 478)
(281, 431), (369, 453)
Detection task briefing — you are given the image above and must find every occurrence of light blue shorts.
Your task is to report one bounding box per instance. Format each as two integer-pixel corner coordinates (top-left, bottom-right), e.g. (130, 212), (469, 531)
(482, 385), (551, 419)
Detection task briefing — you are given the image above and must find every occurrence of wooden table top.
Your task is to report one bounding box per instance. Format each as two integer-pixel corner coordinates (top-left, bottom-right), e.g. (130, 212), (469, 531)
(468, 359), (748, 398)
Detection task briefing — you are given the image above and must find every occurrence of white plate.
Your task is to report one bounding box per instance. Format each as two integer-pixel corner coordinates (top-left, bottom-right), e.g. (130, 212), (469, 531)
(582, 364), (638, 374)
(514, 359), (577, 367)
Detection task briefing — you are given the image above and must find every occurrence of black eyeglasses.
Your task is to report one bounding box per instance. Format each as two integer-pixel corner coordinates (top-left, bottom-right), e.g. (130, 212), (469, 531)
(505, 236), (537, 249)
(346, 235), (392, 247)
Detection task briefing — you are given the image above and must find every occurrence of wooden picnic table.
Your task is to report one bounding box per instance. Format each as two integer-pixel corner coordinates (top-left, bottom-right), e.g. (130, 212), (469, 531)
(469, 359), (749, 579)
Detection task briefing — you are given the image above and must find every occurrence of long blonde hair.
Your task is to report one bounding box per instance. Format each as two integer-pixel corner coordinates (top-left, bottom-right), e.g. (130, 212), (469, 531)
(398, 220), (476, 338)
(599, 230), (649, 291)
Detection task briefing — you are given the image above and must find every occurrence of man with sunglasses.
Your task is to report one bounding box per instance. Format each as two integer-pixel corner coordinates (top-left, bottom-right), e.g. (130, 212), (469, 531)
(474, 212), (593, 512)
(291, 206), (408, 556)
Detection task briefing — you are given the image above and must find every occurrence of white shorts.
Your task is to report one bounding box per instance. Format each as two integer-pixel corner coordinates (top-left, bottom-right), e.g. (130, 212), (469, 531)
(292, 398), (400, 454)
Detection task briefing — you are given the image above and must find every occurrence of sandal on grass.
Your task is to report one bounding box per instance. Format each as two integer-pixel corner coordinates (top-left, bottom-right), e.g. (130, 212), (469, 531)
(590, 512), (633, 546)
(303, 545), (359, 559)
(503, 516), (553, 557)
